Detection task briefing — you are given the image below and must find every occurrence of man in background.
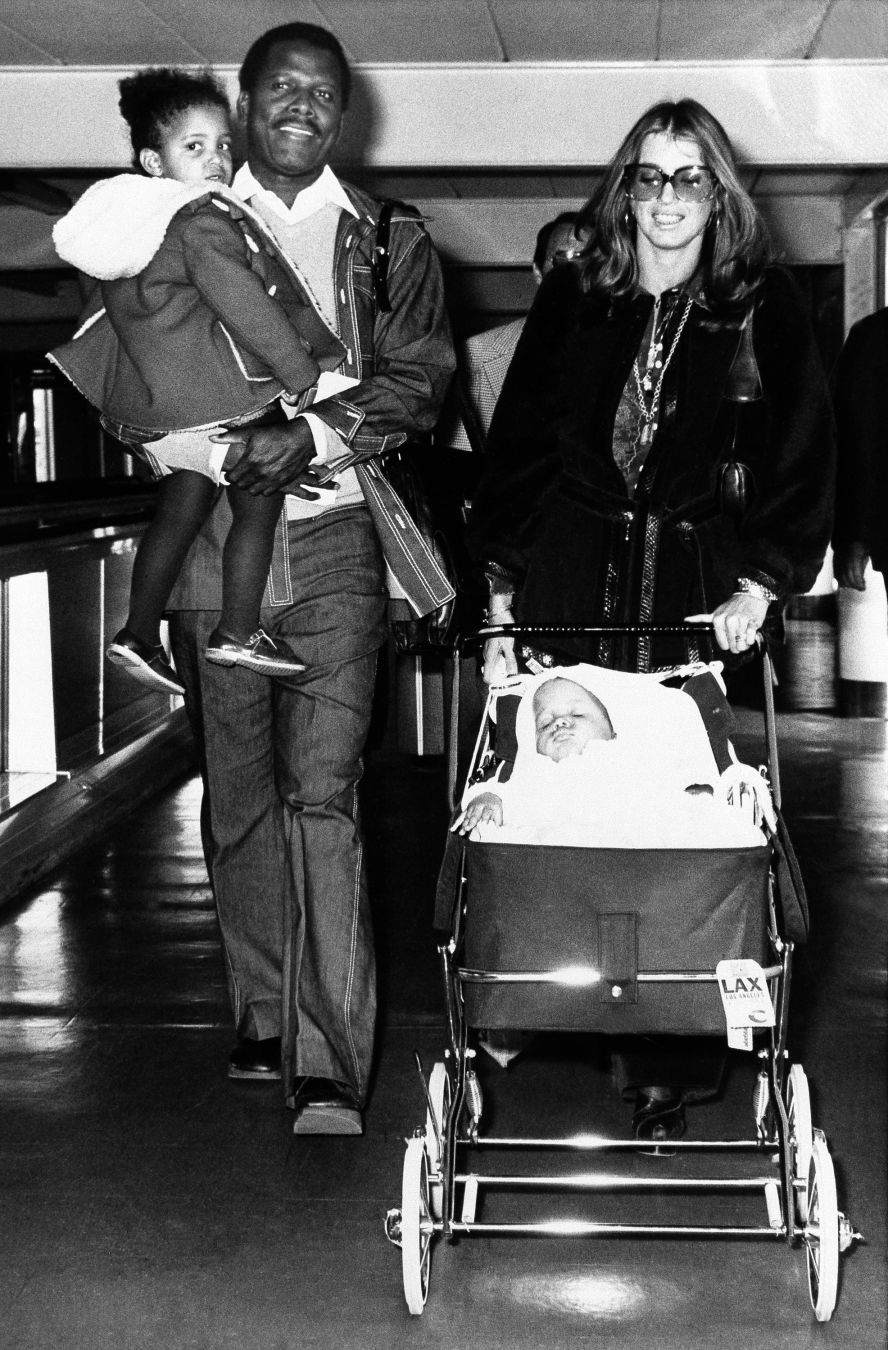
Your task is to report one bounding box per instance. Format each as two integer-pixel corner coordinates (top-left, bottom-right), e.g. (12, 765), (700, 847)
(443, 211), (580, 453)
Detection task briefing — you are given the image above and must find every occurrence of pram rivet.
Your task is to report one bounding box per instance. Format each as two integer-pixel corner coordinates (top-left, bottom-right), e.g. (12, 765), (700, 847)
(611, 984), (623, 998)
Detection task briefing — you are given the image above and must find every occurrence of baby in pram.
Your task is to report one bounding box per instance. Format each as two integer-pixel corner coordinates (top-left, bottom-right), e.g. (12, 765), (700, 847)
(457, 664), (772, 849)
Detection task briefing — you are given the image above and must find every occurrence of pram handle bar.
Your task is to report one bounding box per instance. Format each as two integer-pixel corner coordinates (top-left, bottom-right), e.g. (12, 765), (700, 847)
(467, 621), (714, 648)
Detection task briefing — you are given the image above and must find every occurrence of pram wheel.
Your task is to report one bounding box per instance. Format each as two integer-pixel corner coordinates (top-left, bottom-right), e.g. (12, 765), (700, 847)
(424, 1061), (451, 1219)
(804, 1130), (839, 1322)
(786, 1063), (813, 1222)
(401, 1134), (434, 1315)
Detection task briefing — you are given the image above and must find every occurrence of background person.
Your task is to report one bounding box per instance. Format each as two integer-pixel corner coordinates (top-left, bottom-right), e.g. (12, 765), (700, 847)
(442, 211), (581, 453)
(468, 98), (834, 1142)
(832, 308), (888, 588)
(163, 22), (454, 1134)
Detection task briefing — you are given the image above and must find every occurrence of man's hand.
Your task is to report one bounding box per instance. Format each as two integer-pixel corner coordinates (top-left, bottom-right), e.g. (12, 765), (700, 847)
(212, 418), (321, 498)
(834, 541), (870, 591)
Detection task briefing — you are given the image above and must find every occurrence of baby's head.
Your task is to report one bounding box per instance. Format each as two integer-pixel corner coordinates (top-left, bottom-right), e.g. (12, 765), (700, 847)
(118, 67), (233, 187)
(532, 677), (615, 763)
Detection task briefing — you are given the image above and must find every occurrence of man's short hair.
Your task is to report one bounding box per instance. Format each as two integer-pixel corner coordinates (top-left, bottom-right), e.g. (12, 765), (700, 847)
(533, 211), (579, 273)
(239, 23), (352, 109)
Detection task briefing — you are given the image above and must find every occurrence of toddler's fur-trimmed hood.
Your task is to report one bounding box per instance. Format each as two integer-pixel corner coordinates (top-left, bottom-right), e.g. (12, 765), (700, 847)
(52, 174), (239, 279)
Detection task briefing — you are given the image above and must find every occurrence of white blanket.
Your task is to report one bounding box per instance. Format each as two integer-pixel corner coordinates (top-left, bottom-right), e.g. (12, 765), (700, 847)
(464, 664), (767, 850)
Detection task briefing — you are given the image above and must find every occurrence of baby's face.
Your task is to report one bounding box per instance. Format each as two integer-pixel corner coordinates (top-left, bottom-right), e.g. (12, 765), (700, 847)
(533, 679), (614, 762)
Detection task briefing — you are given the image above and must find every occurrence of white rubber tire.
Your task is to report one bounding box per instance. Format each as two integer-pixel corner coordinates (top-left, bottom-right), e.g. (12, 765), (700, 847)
(424, 1061), (451, 1220)
(805, 1129), (840, 1322)
(786, 1063), (813, 1223)
(401, 1135), (433, 1315)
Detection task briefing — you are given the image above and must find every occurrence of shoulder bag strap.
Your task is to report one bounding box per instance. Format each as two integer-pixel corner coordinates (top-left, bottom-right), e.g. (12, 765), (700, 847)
(371, 201), (394, 314)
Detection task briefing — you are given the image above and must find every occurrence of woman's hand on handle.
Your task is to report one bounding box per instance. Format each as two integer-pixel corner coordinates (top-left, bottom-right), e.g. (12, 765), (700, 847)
(686, 592), (770, 655)
(482, 635), (518, 685)
(834, 541), (869, 591)
(481, 605), (518, 685)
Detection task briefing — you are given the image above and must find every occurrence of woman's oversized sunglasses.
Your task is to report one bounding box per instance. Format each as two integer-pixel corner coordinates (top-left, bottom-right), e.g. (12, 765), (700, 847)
(623, 163), (718, 203)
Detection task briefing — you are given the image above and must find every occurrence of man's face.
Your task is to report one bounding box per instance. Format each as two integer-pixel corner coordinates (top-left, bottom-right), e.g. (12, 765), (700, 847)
(238, 40), (344, 197)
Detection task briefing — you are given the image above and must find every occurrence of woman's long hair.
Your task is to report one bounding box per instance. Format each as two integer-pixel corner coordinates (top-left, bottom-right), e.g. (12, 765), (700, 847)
(576, 99), (769, 315)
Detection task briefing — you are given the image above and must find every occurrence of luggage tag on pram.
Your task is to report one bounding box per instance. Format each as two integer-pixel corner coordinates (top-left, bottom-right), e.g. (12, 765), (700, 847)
(716, 959), (775, 1051)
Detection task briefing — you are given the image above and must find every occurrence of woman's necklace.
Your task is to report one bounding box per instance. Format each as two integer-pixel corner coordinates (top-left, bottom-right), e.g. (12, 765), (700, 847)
(632, 294), (694, 447)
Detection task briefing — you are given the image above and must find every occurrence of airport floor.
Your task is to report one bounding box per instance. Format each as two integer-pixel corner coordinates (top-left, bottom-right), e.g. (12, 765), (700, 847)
(0, 705), (884, 1350)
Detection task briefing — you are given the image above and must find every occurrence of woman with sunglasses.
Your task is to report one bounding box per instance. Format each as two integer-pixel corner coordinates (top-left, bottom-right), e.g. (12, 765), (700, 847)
(471, 97), (834, 679)
(468, 99), (835, 1144)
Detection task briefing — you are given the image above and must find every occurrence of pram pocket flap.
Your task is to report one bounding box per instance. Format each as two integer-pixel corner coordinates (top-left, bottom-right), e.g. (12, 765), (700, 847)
(598, 913), (638, 1003)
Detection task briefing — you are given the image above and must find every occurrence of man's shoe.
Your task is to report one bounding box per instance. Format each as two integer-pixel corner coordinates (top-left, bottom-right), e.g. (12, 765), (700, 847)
(205, 627), (306, 676)
(106, 628), (184, 695)
(633, 1087), (686, 1156)
(228, 1035), (282, 1081)
(291, 1076), (363, 1135)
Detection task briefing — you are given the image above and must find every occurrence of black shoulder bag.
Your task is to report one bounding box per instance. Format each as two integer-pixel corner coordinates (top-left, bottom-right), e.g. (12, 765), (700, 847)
(718, 312), (762, 519)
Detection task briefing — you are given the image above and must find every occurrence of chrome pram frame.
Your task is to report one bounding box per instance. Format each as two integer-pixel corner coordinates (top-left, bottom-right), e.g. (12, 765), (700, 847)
(386, 624), (862, 1321)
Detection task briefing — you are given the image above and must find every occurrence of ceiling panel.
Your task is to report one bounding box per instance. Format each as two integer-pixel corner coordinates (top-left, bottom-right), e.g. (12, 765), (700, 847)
(812, 0), (888, 57)
(0, 0), (886, 67)
(324, 0), (504, 62)
(0, 0), (207, 65)
(491, 0), (658, 61)
(0, 18), (55, 63)
(659, 1), (829, 60)
(136, 1), (331, 67)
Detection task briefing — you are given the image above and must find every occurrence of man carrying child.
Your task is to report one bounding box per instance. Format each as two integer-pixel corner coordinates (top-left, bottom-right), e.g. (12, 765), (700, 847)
(163, 23), (454, 1133)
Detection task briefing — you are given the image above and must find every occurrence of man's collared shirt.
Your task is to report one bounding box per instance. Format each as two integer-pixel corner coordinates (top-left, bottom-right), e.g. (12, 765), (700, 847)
(231, 162), (358, 226)
(226, 162), (363, 518)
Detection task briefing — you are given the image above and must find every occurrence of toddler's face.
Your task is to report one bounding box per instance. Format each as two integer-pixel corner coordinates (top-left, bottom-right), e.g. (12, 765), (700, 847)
(150, 104), (233, 186)
(533, 679), (614, 762)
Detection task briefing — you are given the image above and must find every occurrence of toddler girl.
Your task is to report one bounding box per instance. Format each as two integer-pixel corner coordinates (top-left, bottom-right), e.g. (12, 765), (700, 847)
(50, 68), (345, 692)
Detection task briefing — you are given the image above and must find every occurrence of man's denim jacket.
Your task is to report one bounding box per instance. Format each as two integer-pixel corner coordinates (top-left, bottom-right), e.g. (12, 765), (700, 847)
(167, 180), (455, 612)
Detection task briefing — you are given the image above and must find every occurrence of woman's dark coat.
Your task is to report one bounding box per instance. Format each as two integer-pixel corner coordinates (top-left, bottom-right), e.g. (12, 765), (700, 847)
(469, 265), (835, 668)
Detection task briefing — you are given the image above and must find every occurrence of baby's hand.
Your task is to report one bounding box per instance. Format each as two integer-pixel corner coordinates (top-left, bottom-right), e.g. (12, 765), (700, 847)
(458, 792), (504, 833)
(717, 763), (777, 832)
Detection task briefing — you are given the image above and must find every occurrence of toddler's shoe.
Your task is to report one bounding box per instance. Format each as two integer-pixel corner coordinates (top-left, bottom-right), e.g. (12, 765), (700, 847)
(205, 627), (306, 676)
(106, 628), (184, 695)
